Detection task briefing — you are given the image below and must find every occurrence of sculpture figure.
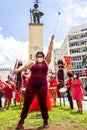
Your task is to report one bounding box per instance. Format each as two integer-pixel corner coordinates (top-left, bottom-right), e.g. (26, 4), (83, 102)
(30, 3), (44, 23)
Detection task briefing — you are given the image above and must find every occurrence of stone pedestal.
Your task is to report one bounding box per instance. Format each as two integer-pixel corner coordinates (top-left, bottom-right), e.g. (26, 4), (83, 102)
(29, 23), (43, 60)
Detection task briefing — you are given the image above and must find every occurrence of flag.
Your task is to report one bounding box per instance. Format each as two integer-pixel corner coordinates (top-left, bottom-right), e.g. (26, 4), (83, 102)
(64, 56), (71, 71)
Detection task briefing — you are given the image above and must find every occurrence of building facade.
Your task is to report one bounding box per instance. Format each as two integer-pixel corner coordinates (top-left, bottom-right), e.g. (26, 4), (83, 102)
(0, 66), (13, 81)
(54, 23), (87, 86)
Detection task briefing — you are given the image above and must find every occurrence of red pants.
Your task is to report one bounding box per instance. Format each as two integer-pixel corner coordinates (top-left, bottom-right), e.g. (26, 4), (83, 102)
(20, 83), (49, 121)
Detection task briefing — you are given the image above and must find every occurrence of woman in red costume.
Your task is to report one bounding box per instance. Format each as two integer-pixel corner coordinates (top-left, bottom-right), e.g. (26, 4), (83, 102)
(54, 59), (65, 98)
(48, 74), (57, 106)
(72, 72), (85, 113)
(4, 75), (14, 110)
(66, 72), (74, 110)
(14, 35), (55, 129)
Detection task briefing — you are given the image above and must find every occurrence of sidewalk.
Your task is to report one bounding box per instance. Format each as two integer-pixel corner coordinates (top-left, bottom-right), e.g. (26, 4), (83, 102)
(57, 96), (87, 112)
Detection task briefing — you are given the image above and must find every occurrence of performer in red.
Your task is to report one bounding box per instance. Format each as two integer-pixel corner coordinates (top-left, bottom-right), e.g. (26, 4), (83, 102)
(48, 74), (57, 106)
(66, 71), (74, 110)
(4, 75), (14, 110)
(72, 72), (85, 113)
(54, 59), (65, 97)
(49, 74), (57, 88)
(15, 60), (23, 89)
(14, 35), (55, 129)
(14, 60), (23, 103)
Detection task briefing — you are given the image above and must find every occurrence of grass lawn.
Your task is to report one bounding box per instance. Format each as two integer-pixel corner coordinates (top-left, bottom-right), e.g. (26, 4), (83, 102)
(0, 103), (87, 130)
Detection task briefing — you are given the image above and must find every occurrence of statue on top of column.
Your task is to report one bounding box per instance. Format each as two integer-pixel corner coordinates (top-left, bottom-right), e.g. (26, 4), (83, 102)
(30, 0), (44, 24)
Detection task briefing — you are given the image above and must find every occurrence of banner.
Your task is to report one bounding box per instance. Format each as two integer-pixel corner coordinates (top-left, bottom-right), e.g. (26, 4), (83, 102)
(64, 56), (71, 71)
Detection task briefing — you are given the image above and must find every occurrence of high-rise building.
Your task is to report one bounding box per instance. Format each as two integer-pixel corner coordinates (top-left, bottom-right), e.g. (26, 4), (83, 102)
(0, 66), (13, 81)
(54, 23), (87, 86)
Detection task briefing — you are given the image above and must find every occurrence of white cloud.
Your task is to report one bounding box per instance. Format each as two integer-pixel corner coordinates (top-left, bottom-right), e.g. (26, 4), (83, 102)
(59, 0), (87, 28)
(0, 34), (28, 68)
(0, 32), (63, 68)
(47, 37), (63, 49)
(54, 40), (63, 49)
(72, 2), (87, 18)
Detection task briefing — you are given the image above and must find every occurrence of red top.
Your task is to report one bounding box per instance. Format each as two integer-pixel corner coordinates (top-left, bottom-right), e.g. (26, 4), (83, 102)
(49, 79), (57, 87)
(0, 79), (4, 90)
(66, 77), (73, 88)
(85, 74), (87, 77)
(4, 80), (13, 99)
(29, 61), (48, 87)
(66, 77), (73, 96)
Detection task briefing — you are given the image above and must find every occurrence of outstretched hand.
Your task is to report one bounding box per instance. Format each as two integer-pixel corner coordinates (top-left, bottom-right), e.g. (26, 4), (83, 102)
(51, 35), (55, 41)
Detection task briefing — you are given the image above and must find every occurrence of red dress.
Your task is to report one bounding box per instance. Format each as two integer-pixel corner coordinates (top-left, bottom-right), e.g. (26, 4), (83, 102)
(72, 79), (84, 100)
(4, 80), (13, 99)
(30, 90), (53, 111)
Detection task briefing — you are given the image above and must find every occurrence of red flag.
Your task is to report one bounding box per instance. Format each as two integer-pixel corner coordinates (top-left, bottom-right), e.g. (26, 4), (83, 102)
(64, 56), (71, 71)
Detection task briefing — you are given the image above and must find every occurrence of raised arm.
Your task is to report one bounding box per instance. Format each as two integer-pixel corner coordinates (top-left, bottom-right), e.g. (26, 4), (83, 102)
(14, 61), (34, 74)
(45, 35), (55, 64)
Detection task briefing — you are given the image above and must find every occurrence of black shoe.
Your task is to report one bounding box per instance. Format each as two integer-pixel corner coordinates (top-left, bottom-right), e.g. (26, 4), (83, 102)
(44, 123), (49, 128)
(76, 110), (83, 114)
(15, 125), (24, 130)
(15, 119), (24, 130)
(79, 110), (83, 114)
(44, 120), (49, 128)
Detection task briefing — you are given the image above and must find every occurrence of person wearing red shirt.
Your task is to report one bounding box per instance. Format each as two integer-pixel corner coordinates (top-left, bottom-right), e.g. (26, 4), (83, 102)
(48, 74), (57, 106)
(66, 72), (74, 110)
(4, 75), (13, 110)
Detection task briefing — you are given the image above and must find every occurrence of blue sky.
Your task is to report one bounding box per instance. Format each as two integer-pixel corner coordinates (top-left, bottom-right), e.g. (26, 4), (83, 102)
(0, 0), (87, 67)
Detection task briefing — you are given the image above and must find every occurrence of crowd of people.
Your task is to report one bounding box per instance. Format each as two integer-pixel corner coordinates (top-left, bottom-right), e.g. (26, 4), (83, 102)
(0, 35), (87, 130)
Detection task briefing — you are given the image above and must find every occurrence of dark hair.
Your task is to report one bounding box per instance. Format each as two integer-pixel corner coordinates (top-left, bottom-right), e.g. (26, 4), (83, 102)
(36, 51), (45, 58)
(73, 72), (79, 79)
(18, 61), (23, 67)
(57, 59), (64, 65)
(67, 72), (73, 77)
